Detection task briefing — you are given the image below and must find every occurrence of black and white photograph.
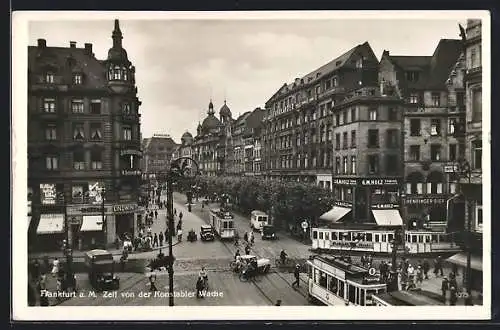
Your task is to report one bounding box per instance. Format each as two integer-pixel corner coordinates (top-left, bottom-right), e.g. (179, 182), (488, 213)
(12, 10), (490, 320)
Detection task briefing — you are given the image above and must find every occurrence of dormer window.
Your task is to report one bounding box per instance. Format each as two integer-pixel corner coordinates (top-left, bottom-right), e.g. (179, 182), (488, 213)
(73, 73), (82, 85)
(406, 71), (420, 82)
(355, 58), (363, 68)
(45, 72), (54, 83)
(113, 66), (122, 80)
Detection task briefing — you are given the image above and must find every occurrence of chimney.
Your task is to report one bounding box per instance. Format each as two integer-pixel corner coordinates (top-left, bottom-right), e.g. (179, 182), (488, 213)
(84, 43), (93, 55)
(70, 41), (76, 48)
(37, 39), (46, 48)
(382, 50), (389, 57)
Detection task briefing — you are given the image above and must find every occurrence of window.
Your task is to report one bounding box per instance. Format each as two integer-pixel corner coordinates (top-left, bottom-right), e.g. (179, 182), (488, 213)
(351, 130), (356, 148)
(448, 118), (458, 135)
(388, 107), (398, 121)
(71, 99), (84, 113)
(45, 72), (54, 83)
(339, 111), (344, 125)
(335, 157), (341, 174)
(456, 92), (465, 106)
(410, 145), (420, 161)
(43, 98), (56, 113)
(368, 129), (379, 148)
(343, 110), (348, 123)
(449, 144), (457, 161)
(470, 48), (477, 68)
(91, 149), (103, 170)
(123, 126), (132, 140)
(325, 79), (331, 90)
(410, 119), (421, 136)
(45, 156), (58, 170)
(386, 155), (398, 175)
(73, 123), (85, 140)
(406, 71), (419, 82)
(409, 93), (419, 104)
(368, 155), (379, 174)
(386, 129), (398, 148)
(335, 113), (340, 126)
(73, 73), (82, 85)
(472, 140), (482, 170)
(351, 156), (356, 174)
(369, 108), (378, 120)
(90, 100), (101, 114)
(335, 133), (340, 150)
(343, 132), (348, 149)
(73, 150), (85, 170)
(90, 123), (102, 140)
(333, 77), (338, 87)
(343, 156), (348, 173)
(351, 107), (356, 122)
(472, 89), (482, 122)
(430, 144), (441, 161)
(431, 93), (441, 106)
(476, 205), (483, 229)
(45, 125), (57, 140)
(430, 119), (441, 136)
(327, 126), (332, 141)
(355, 58), (363, 68)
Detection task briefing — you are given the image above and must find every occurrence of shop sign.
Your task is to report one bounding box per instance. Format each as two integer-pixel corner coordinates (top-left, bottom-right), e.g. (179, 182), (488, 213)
(444, 163), (459, 173)
(67, 205), (112, 215)
(40, 183), (57, 205)
(404, 197), (446, 205)
(113, 203), (138, 214)
(335, 201), (352, 208)
(88, 182), (104, 205)
(120, 149), (142, 157)
(122, 169), (142, 176)
(333, 179), (357, 185)
(360, 178), (399, 186)
(372, 203), (399, 209)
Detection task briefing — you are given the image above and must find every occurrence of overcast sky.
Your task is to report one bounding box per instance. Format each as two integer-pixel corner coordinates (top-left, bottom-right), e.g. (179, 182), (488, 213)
(28, 16), (469, 143)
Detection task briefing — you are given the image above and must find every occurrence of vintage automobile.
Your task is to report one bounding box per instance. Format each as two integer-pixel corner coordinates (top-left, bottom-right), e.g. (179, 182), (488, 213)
(84, 249), (120, 291)
(200, 225), (215, 241)
(261, 225), (278, 240)
(238, 255), (271, 274)
(187, 229), (198, 242)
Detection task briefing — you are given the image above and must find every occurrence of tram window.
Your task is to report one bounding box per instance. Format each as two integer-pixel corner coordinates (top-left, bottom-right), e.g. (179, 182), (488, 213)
(382, 234), (387, 242)
(432, 234), (438, 243)
(345, 232), (352, 241)
(440, 234), (448, 242)
(324, 232), (330, 240)
(365, 233), (372, 241)
(308, 264), (312, 279)
(425, 235), (431, 243)
(348, 285), (356, 304)
(332, 232), (338, 240)
(355, 287), (360, 305)
(411, 235), (417, 243)
(388, 234), (393, 242)
(313, 231), (318, 239)
(360, 289), (366, 306)
(314, 269), (320, 284)
(339, 281), (345, 299)
(418, 235), (423, 243)
(374, 234), (379, 243)
(319, 272), (327, 288)
(328, 276), (338, 295)
(319, 232), (324, 240)
(228, 221), (234, 229)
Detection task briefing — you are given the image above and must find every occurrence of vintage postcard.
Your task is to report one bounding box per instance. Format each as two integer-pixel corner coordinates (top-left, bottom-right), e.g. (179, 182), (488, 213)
(11, 10), (491, 320)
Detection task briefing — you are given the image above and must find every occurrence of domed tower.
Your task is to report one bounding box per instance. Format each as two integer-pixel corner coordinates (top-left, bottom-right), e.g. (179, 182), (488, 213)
(106, 19), (135, 93)
(201, 99), (222, 135)
(219, 100), (232, 124)
(181, 131), (194, 146)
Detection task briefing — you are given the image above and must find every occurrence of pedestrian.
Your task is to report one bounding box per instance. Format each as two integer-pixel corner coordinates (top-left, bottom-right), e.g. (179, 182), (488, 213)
(51, 258), (59, 277)
(449, 274), (458, 292)
(437, 255), (444, 276)
(416, 266), (423, 284)
(361, 254), (366, 267)
(441, 277), (449, 301)
(250, 233), (255, 245)
(177, 228), (183, 242)
(149, 274), (158, 292)
(292, 264), (300, 288)
(153, 233), (159, 247)
(449, 286), (457, 305)
(155, 210), (158, 219)
(174, 208), (177, 216)
(275, 299), (282, 306)
(243, 232), (248, 243)
(423, 259), (430, 279)
(165, 229), (169, 241)
(159, 232), (164, 247)
(179, 212), (183, 222)
(196, 276), (205, 298)
(433, 257), (439, 277)
(245, 244), (251, 255)
(234, 249), (241, 261)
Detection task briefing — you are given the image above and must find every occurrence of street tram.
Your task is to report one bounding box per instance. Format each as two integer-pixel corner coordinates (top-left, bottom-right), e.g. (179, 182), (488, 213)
(209, 208), (236, 240)
(372, 289), (445, 306)
(306, 255), (387, 306)
(311, 227), (461, 254)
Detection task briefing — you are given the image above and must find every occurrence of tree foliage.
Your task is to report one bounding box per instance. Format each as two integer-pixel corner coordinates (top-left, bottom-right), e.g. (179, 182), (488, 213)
(193, 176), (334, 229)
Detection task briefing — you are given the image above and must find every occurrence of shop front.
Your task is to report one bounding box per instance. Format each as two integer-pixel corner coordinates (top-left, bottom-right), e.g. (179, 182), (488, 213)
(403, 196), (453, 230)
(107, 203), (139, 243)
(66, 204), (112, 250)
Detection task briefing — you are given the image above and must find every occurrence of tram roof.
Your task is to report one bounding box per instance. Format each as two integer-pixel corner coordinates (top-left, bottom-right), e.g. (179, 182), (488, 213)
(374, 290), (444, 306)
(315, 223), (398, 230)
(310, 255), (369, 276)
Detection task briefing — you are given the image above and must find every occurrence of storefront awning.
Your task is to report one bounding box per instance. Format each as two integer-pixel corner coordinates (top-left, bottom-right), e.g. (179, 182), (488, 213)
(446, 252), (482, 272)
(320, 207), (351, 223)
(372, 209), (403, 226)
(37, 214), (65, 234)
(80, 215), (104, 232)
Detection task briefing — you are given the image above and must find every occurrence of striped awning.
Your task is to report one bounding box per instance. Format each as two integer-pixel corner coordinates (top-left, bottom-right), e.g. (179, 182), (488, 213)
(80, 215), (104, 232)
(37, 214), (65, 234)
(372, 209), (403, 226)
(319, 207), (351, 223)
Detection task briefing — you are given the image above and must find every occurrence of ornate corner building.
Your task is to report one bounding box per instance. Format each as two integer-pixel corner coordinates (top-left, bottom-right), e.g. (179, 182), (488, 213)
(28, 20), (143, 251)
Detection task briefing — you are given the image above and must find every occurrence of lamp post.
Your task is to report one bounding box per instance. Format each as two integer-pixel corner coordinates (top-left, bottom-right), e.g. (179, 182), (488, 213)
(166, 156), (200, 306)
(100, 187), (106, 247)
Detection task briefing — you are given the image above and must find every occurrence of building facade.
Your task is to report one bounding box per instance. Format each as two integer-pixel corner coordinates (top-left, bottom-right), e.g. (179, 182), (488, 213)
(172, 131), (194, 166)
(28, 20), (143, 250)
(262, 42), (379, 188)
(242, 108), (266, 176)
(193, 100), (233, 176)
(142, 134), (178, 177)
(379, 39), (463, 230)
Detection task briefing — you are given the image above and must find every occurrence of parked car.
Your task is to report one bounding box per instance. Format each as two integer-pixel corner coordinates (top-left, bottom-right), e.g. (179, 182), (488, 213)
(200, 225), (215, 241)
(261, 225), (278, 240)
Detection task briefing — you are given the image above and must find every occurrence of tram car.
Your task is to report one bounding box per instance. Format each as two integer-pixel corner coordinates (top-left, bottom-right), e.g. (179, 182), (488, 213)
(311, 226), (461, 255)
(372, 289), (445, 306)
(306, 255), (387, 306)
(209, 208), (236, 240)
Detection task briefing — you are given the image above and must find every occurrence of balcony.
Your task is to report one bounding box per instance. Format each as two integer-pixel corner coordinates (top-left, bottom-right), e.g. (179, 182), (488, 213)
(115, 139), (141, 149)
(120, 112), (141, 122)
(465, 66), (482, 77)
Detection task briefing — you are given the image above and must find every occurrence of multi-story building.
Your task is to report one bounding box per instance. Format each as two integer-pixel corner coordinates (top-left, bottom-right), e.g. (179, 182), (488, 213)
(262, 42), (379, 188)
(229, 111), (252, 175)
(193, 100), (233, 176)
(379, 39), (463, 230)
(172, 131), (194, 166)
(28, 20), (143, 250)
(242, 108), (266, 176)
(142, 134), (178, 177)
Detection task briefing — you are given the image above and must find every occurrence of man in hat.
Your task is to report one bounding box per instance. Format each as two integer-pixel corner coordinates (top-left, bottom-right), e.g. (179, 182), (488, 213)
(292, 264), (301, 288)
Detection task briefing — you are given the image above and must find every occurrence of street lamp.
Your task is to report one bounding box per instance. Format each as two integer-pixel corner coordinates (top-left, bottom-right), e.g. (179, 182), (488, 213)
(166, 156), (200, 306)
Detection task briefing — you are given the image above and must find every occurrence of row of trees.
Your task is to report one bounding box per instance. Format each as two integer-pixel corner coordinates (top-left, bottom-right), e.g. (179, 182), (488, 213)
(193, 176), (335, 232)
